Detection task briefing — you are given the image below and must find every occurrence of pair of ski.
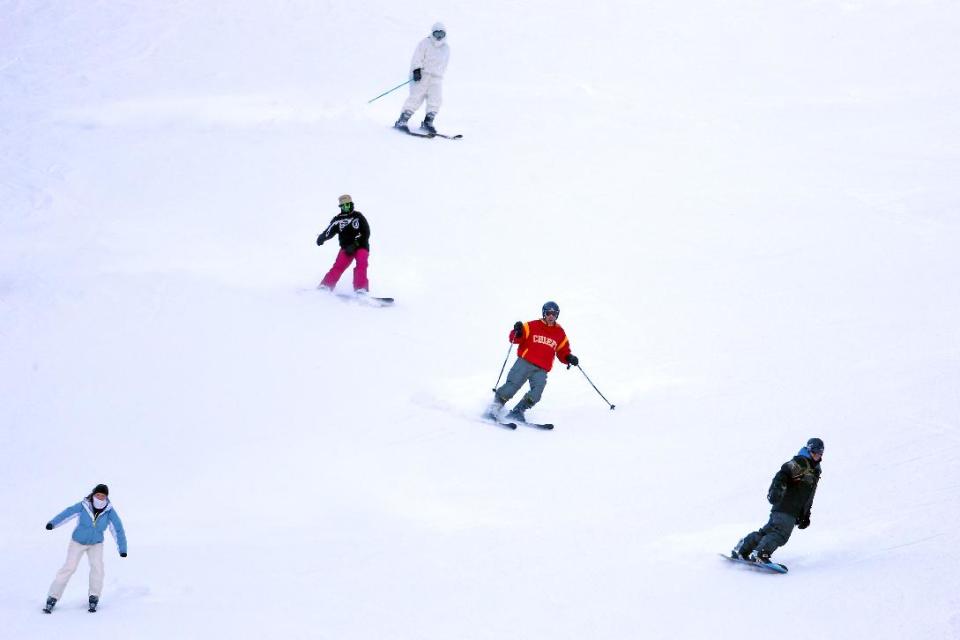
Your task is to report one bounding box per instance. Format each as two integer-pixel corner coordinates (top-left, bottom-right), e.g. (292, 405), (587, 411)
(484, 416), (554, 431)
(396, 125), (462, 140)
(720, 552), (788, 573)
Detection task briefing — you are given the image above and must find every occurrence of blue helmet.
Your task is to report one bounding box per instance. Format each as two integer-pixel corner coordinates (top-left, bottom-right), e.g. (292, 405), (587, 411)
(541, 301), (559, 319)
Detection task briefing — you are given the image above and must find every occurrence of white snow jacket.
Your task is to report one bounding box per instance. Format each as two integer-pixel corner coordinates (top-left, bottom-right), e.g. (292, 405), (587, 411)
(410, 22), (450, 78)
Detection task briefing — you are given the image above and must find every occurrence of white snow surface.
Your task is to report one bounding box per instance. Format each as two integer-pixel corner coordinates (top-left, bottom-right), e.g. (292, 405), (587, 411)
(2, 1), (960, 638)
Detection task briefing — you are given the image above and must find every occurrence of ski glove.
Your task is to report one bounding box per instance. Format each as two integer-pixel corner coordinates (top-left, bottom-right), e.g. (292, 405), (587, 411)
(797, 515), (811, 529)
(45, 523), (53, 530)
(120, 552), (128, 557)
(316, 235), (325, 246)
(512, 321), (524, 338)
(413, 68), (422, 81)
(566, 354), (579, 366)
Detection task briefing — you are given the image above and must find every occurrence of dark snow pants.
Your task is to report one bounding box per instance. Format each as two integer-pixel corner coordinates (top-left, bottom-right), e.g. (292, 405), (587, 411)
(736, 510), (796, 558)
(495, 358), (548, 411)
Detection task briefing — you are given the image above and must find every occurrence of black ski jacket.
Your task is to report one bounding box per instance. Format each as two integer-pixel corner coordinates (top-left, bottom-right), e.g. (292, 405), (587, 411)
(317, 210), (370, 253)
(770, 455), (821, 520)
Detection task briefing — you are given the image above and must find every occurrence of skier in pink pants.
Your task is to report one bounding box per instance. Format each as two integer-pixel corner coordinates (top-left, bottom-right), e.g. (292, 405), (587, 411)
(317, 194), (371, 293)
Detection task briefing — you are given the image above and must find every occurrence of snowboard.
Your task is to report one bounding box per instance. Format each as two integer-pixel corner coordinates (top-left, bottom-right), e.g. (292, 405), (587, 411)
(720, 552), (788, 573)
(333, 292), (394, 307)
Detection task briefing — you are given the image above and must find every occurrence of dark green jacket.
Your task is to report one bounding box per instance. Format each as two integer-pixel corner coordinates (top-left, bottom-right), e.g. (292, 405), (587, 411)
(771, 455), (821, 519)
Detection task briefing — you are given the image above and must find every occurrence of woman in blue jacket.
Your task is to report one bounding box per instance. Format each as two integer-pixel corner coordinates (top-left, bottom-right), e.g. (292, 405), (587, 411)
(43, 483), (127, 613)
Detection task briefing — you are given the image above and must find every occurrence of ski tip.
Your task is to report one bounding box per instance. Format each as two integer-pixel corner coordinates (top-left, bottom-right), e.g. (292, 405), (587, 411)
(520, 422), (553, 431)
(483, 417), (517, 430)
(522, 422), (554, 430)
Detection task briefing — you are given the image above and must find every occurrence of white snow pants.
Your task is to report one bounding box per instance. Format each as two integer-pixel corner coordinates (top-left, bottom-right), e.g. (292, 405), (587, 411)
(402, 74), (444, 115)
(48, 540), (104, 599)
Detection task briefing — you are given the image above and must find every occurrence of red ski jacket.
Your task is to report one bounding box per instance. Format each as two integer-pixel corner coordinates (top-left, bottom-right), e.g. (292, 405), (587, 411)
(509, 319), (572, 372)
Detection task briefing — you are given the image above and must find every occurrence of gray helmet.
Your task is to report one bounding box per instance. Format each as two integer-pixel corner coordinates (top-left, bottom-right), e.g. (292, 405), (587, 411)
(806, 438), (825, 454)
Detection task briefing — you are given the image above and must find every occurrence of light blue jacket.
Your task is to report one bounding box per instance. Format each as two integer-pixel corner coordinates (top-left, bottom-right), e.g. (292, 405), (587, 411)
(49, 497), (128, 555)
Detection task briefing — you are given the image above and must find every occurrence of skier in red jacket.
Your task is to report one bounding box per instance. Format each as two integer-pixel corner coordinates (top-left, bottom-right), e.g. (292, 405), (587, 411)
(485, 301), (579, 423)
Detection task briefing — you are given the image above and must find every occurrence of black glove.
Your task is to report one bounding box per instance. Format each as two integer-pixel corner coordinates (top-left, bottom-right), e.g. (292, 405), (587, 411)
(413, 68), (422, 81)
(512, 321), (523, 338)
(45, 523), (53, 530)
(566, 354), (579, 367)
(797, 515), (811, 529)
(120, 552), (128, 558)
(316, 235), (325, 246)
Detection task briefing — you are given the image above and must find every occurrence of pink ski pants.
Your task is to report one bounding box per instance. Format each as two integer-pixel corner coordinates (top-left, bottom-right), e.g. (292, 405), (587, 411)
(320, 248), (369, 291)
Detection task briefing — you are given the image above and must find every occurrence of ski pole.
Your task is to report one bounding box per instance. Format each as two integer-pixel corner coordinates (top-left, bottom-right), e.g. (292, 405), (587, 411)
(491, 344), (514, 392)
(575, 364), (616, 410)
(367, 79), (413, 104)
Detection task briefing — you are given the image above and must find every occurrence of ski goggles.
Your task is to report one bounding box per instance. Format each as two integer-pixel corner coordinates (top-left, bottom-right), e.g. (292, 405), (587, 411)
(432, 30), (446, 40)
(543, 309), (559, 318)
(339, 202), (353, 211)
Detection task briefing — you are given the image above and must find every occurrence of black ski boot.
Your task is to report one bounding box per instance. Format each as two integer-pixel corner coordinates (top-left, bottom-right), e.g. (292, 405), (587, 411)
(749, 549), (772, 564)
(421, 111), (437, 135)
(506, 398), (534, 423)
(88, 595), (99, 613)
(484, 397), (506, 422)
(731, 538), (752, 561)
(394, 110), (413, 130)
(43, 596), (57, 614)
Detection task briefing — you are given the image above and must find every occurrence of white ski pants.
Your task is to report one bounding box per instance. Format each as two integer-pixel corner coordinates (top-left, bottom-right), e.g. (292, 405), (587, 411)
(402, 74), (443, 115)
(48, 540), (104, 599)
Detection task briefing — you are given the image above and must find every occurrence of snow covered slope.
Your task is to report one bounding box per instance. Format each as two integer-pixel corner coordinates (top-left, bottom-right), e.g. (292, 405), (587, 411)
(2, 1), (959, 638)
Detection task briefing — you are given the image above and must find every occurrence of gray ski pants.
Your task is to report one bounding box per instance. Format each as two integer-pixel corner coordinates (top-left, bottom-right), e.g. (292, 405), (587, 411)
(736, 510), (797, 557)
(495, 358), (548, 409)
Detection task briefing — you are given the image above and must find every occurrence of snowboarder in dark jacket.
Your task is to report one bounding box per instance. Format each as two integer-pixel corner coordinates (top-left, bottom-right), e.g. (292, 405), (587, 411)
(316, 194), (372, 293)
(731, 438), (823, 563)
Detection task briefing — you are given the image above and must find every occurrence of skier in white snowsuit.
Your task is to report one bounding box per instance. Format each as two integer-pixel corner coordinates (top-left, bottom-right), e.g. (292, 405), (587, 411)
(394, 22), (450, 134)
